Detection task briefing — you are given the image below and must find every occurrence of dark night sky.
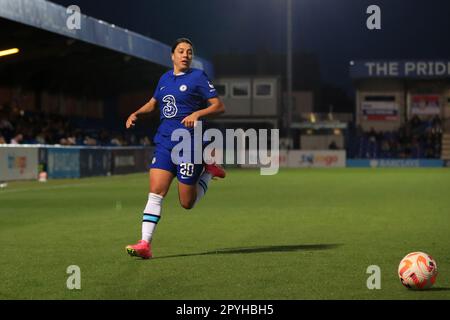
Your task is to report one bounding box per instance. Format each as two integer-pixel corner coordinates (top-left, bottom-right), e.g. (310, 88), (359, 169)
(50, 0), (450, 92)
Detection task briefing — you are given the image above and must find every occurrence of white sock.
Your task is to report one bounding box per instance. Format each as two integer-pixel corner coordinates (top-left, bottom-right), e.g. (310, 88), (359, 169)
(141, 193), (163, 243)
(195, 171), (212, 206)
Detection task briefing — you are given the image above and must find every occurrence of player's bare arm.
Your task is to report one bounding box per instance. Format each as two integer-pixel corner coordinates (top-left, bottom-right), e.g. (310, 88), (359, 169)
(125, 97), (158, 128)
(181, 97), (225, 128)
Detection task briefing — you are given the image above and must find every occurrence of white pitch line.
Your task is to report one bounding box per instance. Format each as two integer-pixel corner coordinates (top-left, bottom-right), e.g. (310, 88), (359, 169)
(0, 177), (144, 195)
(0, 183), (97, 194)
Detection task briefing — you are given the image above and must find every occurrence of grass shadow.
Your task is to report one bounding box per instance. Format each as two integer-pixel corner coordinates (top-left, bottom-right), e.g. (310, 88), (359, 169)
(152, 243), (342, 260)
(423, 287), (450, 292)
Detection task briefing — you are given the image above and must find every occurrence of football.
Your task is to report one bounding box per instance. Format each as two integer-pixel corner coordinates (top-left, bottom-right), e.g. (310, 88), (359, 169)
(398, 252), (438, 290)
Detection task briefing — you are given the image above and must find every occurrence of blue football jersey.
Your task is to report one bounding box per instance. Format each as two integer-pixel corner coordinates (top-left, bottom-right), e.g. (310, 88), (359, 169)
(152, 68), (217, 148)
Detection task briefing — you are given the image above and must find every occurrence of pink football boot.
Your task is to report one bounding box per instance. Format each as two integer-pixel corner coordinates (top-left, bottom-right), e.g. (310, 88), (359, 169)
(204, 163), (226, 179)
(126, 240), (152, 259)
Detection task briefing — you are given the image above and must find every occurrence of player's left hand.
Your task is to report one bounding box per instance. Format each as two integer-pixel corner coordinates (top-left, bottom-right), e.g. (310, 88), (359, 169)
(181, 112), (200, 128)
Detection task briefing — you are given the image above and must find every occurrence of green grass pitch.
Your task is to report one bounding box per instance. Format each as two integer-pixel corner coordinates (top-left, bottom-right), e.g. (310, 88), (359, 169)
(1, 168), (449, 300)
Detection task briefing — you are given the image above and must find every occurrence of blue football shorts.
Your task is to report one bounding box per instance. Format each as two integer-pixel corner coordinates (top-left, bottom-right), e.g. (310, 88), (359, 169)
(149, 145), (204, 185)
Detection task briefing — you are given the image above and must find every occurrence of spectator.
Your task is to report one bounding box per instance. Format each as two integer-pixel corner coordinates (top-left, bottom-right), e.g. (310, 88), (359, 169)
(140, 136), (152, 146)
(0, 115), (13, 131)
(353, 112), (443, 160)
(67, 135), (77, 145)
(0, 106), (157, 147)
(110, 135), (123, 146)
(10, 133), (23, 145)
(410, 114), (421, 130)
(35, 132), (46, 144)
(328, 140), (338, 150)
(367, 127), (377, 143)
(59, 137), (69, 145)
(380, 139), (390, 157)
(83, 136), (97, 146)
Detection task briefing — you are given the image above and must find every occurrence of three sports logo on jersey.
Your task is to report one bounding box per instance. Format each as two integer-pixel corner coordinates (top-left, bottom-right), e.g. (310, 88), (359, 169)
(161, 84), (189, 118)
(162, 95), (178, 118)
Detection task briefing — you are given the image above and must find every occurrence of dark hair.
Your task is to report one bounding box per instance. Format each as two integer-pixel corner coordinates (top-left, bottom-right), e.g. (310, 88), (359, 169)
(171, 38), (194, 53)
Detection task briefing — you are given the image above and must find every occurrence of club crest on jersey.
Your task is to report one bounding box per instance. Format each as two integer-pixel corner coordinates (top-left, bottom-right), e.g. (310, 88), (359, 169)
(162, 95), (178, 118)
(179, 84), (187, 92)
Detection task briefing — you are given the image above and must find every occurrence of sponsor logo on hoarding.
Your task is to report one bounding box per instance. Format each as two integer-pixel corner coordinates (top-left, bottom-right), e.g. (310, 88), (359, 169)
(410, 95), (441, 115)
(348, 159), (443, 168)
(279, 153), (287, 165)
(361, 102), (399, 121)
(7, 155), (27, 174)
(49, 152), (79, 172)
(115, 156), (135, 167)
(299, 154), (339, 166)
(372, 159), (420, 167)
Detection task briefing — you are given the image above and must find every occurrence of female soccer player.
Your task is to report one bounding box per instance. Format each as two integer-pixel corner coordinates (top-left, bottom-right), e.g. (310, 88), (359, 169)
(125, 38), (226, 259)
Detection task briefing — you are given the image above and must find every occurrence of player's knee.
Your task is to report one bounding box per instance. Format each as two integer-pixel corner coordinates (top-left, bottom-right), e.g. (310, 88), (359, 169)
(149, 188), (167, 197)
(180, 199), (195, 210)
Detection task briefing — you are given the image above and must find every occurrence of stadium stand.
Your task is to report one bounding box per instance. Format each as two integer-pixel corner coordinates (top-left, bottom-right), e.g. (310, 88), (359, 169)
(347, 115), (443, 159)
(0, 0), (213, 148)
(0, 103), (151, 146)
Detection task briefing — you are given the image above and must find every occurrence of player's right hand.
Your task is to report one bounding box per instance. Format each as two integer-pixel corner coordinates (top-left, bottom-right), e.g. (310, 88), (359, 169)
(126, 113), (137, 129)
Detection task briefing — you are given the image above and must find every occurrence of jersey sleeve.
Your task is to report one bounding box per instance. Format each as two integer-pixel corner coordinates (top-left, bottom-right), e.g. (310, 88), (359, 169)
(196, 71), (218, 100)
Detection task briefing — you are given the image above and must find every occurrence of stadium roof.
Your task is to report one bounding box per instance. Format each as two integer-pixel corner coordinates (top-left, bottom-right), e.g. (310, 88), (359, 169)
(0, 0), (214, 95)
